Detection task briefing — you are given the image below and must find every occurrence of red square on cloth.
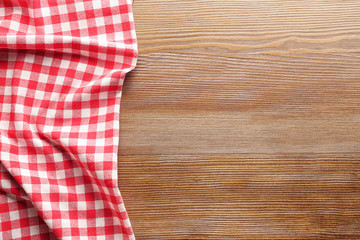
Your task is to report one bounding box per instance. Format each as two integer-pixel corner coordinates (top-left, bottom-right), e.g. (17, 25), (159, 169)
(0, 0), (137, 239)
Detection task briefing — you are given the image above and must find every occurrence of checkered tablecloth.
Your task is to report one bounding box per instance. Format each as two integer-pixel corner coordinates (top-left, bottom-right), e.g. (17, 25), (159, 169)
(0, 0), (137, 239)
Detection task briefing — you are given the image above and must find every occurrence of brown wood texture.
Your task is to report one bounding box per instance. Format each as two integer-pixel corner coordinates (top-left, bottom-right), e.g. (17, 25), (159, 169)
(118, 0), (360, 239)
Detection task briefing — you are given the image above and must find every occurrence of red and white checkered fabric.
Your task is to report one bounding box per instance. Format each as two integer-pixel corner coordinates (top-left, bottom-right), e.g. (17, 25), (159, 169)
(0, 0), (137, 239)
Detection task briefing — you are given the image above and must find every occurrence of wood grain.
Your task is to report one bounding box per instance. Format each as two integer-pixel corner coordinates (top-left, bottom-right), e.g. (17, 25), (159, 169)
(118, 0), (360, 239)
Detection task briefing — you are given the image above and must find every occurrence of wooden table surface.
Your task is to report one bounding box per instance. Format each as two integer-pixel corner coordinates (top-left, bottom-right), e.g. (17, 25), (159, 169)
(118, 1), (360, 239)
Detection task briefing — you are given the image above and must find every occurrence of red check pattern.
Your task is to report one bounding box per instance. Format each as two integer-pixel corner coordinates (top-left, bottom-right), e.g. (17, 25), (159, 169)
(0, 0), (137, 239)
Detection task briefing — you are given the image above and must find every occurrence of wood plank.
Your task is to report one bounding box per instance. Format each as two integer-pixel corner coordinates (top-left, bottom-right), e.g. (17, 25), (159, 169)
(118, 154), (360, 239)
(119, 110), (360, 155)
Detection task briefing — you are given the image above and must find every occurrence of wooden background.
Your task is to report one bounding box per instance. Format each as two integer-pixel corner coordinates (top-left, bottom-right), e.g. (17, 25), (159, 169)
(118, 0), (360, 239)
